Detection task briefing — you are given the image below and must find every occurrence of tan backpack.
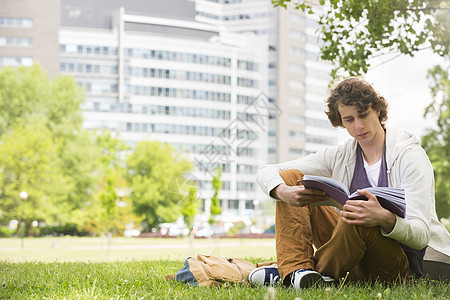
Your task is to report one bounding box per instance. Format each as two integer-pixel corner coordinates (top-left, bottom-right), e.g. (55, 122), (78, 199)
(166, 254), (276, 287)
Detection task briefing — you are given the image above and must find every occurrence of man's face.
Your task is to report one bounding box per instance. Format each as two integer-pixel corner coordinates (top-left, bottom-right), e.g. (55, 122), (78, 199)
(338, 104), (383, 145)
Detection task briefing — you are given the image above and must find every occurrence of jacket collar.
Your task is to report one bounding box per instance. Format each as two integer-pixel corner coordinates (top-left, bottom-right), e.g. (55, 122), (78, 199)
(341, 125), (420, 171)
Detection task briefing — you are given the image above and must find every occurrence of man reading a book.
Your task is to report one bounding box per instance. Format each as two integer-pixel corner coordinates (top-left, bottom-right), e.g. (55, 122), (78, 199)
(249, 77), (450, 290)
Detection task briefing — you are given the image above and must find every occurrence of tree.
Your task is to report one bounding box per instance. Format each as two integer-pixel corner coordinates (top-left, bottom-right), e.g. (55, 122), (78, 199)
(209, 167), (222, 225)
(0, 120), (72, 235)
(0, 64), (132, 236)
(421, 65), (450, 219)
(0, 64), (92, 227)
(181, 187), (200, 232)
(126, 141), (193, 229)
(272, 0), (449, 77)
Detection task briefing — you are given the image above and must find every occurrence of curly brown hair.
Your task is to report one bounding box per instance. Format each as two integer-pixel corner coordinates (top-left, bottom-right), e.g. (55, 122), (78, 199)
(325, 77), (388, 128)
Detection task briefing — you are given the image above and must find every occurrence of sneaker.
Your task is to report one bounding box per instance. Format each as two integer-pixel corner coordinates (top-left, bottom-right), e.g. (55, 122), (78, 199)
(249, 266), (281, 287)
(291, 269), (324, 291)
(321, 274), (336, 284)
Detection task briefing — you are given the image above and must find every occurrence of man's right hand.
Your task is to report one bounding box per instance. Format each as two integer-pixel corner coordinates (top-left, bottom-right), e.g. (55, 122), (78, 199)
(270, 184), (328, 207)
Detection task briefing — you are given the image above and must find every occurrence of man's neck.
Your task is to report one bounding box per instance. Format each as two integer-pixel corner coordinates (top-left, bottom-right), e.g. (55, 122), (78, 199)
(360, 128), (386, 165)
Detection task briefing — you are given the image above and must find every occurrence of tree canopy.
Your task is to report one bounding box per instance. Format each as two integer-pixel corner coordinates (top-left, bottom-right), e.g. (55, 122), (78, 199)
(126, 141), (193, 229)
(0, 65), (86, 234)
(422, 65), (450, 218)
(273, 0), (449, 77)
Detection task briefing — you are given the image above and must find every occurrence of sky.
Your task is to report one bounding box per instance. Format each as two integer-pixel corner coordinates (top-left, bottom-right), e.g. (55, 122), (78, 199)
(335, 49), (444, 143)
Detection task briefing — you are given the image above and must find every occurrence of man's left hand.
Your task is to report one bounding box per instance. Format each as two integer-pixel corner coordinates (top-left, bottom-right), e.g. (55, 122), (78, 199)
(340, 189), (396, 233)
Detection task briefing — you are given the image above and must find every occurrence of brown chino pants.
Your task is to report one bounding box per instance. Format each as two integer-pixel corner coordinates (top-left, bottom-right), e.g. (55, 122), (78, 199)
(275, 169), (412, 283)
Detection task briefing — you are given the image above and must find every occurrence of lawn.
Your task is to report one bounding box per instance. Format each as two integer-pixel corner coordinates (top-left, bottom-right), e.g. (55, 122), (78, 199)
(1, 237), (449, 299)
(0, 236), (276, 262)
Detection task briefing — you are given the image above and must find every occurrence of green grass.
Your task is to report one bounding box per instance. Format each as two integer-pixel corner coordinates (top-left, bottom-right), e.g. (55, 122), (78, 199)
(1, 260), (449, 299)
(0, 237), (276, 262)
(0, 237), (449, 299)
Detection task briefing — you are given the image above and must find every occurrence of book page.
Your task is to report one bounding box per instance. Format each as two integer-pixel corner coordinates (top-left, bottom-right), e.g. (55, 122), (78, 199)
(300, 175), (350, 207)
(350, 187), (406, 218)
(302, 175), (350, 195)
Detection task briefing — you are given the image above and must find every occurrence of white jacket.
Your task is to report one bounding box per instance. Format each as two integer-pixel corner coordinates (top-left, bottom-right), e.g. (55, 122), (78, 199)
(256, 126), (450, 258)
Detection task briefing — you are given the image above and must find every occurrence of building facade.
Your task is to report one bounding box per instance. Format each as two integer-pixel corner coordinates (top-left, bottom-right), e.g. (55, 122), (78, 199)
(0, 0), (60, 77)
(276, 4), (337, 161)
(193, 0), (338, 165)
(59, 2), (269, 226)
(0, 0), (340, 230)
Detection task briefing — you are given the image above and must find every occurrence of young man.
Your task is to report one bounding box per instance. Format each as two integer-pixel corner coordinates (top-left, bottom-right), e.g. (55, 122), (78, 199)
(250, 77), (450, 291)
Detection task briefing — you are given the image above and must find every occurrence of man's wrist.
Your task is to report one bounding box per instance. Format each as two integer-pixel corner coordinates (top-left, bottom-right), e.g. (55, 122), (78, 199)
(380, 210), (396, 233)
(269, 184), (283, 200)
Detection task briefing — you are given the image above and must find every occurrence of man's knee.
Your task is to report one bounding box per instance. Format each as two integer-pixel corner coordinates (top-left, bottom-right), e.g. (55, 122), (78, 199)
(279, 169), (304, 186)
(336, 219), (382, 240)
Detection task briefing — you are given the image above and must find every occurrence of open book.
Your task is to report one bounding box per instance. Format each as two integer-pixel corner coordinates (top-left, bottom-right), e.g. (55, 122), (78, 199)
(299, 175), (406, 218)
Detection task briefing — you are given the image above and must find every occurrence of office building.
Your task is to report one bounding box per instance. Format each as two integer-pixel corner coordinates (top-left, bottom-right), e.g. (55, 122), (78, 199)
(194, 0), (337, 164)
(59, 0), (269, 225)
(0, 0), (339, 230)
(0, 0), (59, 76)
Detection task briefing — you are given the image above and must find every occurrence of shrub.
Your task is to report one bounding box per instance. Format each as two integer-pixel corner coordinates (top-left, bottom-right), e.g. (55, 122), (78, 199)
(0, 226), (14, 237)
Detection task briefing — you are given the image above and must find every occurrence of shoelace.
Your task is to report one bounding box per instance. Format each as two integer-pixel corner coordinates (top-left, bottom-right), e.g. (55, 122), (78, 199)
(268, 273), (281, 285)
(290, 269), (306, 286)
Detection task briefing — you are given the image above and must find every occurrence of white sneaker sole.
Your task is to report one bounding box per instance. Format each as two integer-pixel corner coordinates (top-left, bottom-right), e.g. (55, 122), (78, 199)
(293, 271), (324, 291)
(249, 266), (280, 286)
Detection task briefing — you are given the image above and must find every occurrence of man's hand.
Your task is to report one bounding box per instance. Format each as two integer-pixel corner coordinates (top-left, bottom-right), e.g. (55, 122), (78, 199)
(270, 183), (328, 207)
(340, 189), (396, 232)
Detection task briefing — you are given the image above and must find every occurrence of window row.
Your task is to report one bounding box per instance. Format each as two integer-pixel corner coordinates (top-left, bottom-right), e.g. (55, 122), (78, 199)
(288, 29), (320, 45)
(124, 123), (257, 140)
(194, 143), (256, 163)
(289, 148), (313, 156)
(289, 47), (322, 61)
(223, 12), (268, 21)
(128, 85), (231, 102)
(289, 131), (305, 139)
(78, 82), (117, 94)
(237, 112), (259, 124)
(126, 48), (231, 67)
(306, 117), (332, 129)
(224, 199), (258, 211)
(237, 77), (258, 88)
(198, 180), (231, 191)
(172, 143), (231, 156)
(197, 11), (268, 22)
(289, 14), (319, 29)
(0, 56), (33, 67)
(60, 44), (118, 56)
(173, 142), (255, 158)
(194, 162), (257, 175)
(60, 62), (118, 75)
(237, 164), (258, 174)
(85, 102), (231, 120)
(307, 68), (331, 81)
(306, 134), (336, 145)
(125, 123), (222, 136)
(127, 66), (231, 85)
(0, 36), (32, 47)
(195, 161), (231, 174)
(0, 17), (33, 28)
(307, 84), (328, 97)
(288, 131), (336, 145)
(237, 182), (255, 192)
(288, 115), (331, 129)
(237, 94), (254, 105)
(237, 60), (258, 72)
